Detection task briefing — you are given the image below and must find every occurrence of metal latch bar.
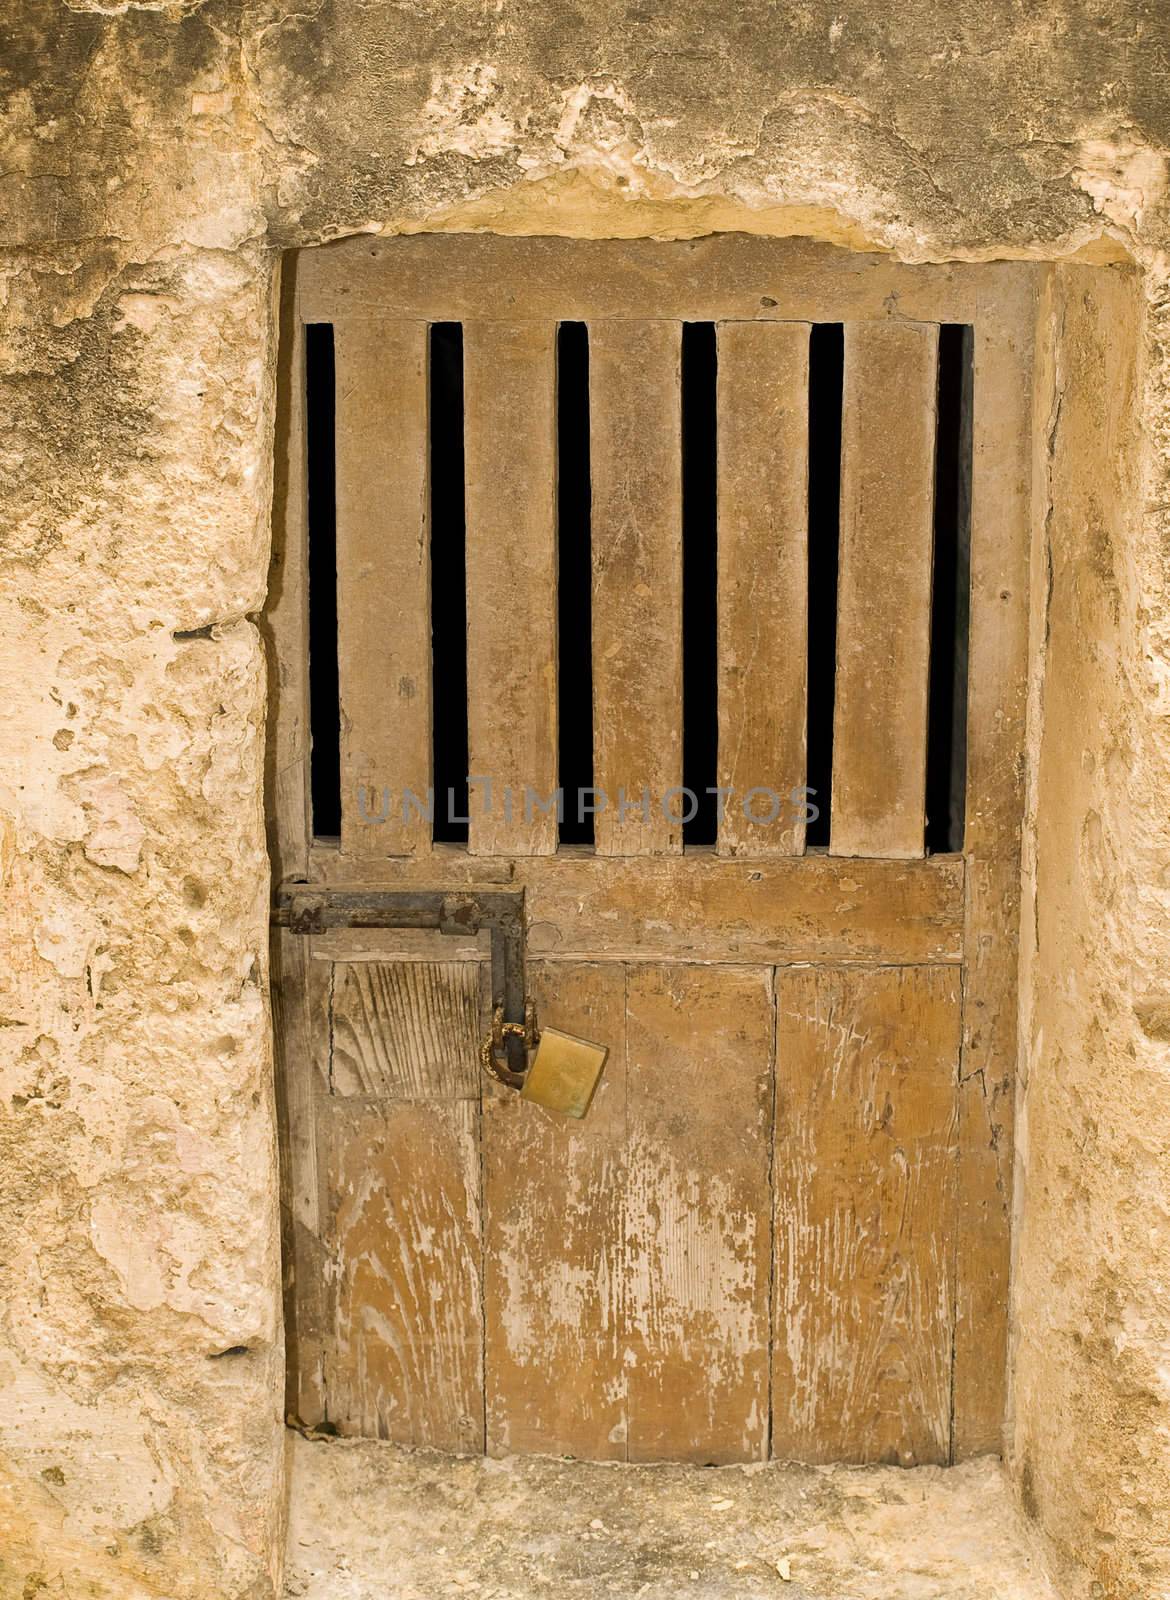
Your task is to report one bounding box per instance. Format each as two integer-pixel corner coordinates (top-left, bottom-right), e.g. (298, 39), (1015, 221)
(272, 885), (529, 1076)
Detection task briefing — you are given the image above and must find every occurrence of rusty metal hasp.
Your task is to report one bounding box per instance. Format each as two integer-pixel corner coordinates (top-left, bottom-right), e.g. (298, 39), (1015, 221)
(273, 885), (606, 1115)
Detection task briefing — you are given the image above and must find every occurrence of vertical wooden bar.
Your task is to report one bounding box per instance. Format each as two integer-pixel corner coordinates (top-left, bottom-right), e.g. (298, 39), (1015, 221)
(267, 286), (310, 881)
(716, 321), (810, 857)
(590, 322), (683, 856)
(334, 318), (431, 857)
(950, 287), (1034, 1457)
(271, 930), (330, 1426)
(483, 962), (628, 1458)
(831, 321), (939, 859)
(773, 965), (961, 1466)
(464, 321), (558, 855)
(624, 963), (772, 1463)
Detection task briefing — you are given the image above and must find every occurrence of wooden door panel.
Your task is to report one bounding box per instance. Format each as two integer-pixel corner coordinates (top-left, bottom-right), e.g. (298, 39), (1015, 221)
(772, 965), (961, 1465)
(324, 1096), (483, 1451)
(483, 961), (628, 1459)
(624, 964), (773, 1464)
(484, 962), (772, 1464)
(330, 958), (480, 1100)
(312, 955), (486, 1450)
(271, 240), (1036, 1467)
(284, 949), (964, 1465)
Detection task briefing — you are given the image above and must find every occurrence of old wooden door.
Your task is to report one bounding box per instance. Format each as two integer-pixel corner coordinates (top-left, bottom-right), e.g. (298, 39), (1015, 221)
(269, 237), (1035, 1466)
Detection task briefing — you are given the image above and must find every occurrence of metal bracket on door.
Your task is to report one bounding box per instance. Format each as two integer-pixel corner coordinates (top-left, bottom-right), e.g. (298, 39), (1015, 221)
(272, 885), (530, 1076)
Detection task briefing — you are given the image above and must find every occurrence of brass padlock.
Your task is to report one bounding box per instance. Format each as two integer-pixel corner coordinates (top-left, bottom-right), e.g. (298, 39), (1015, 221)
(520, 1027), (608, 1119)
(480, 1006), (608, 1119)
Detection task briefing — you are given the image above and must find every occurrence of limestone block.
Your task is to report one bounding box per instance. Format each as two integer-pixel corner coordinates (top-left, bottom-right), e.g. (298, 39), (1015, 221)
(0, 248), (283, 1598)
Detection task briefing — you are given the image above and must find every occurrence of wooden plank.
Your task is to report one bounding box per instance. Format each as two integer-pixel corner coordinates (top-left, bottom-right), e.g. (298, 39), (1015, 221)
(950, 286), (1035, 1456)
(274, 933), (328, 1232)
(772, 965), (961, 1466)
(624, 964), (773, 1463)
(267, 291), (310, 880)
(522, 855), (963, 965)
(831, 321), (939, 859)
(590, 320), (683, 855)
(463, 321), (558, 855)
(334, 318), (431, 858)
(305, 849), (967, 966)
(322, 1097), (483, 1451)
(483, 962), (628, 1458)
(485, 962), (772, 1464)
(271, 930), (331, 1426)
(296, 234), (1035, 327)
(309, 926), (488, 965)
(312, 942), (488, 1450)
(330, 960), (481, 1099)
(716, 321), (810, 858)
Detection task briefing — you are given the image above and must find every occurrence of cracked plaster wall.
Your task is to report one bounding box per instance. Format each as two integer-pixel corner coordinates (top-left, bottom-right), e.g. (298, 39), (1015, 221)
(3, 3), (1170, 1597)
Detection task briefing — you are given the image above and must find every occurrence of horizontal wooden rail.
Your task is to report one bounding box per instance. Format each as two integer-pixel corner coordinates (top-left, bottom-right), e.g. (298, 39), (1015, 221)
(296, 235), (1037, 326)
(297, 850), (965, 965)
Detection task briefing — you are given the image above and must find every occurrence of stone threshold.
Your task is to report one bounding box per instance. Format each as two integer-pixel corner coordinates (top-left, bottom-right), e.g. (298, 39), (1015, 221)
(284, 1433), (1059, 1599)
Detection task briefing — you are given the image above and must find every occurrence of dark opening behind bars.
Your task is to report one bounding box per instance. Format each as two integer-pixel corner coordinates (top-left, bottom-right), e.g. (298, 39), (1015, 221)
(304, 316), (970, 858)
(305, 322), (341, 841)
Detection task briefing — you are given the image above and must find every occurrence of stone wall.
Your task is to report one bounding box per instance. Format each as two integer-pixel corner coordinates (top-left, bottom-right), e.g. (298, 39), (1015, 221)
(3, 3), (1170, 1596)
(1012, 261), (1170, 1598)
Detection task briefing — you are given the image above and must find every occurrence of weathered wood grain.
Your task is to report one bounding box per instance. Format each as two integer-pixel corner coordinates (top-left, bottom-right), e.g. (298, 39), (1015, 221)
(311, 950), (488, 1449)
(483, 962), (628, 1458)
(275, 241), (1036, 1471)
(464, 321), (559, 855)
(831, 321), (938, 860)
(589, 320), (684, 855)
(485, 961), (773, 1464)
(950, 285), (1035, 1456)
(523, 854), (963, 964)
(297, 235), (1036, 327)
(334, 318), (431, 857)
(309, 925), (487, 966)
(716, 321), (811, 857)
(323, 1097), (484, 1452)
(772, 965), (961, 1465)
(330, 960), (481, 1099)
(271, 929), (330, 1426)
(306, 850), (966, 967)
(624, 963), (773, 1463)
(266, 291), (310, 881)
